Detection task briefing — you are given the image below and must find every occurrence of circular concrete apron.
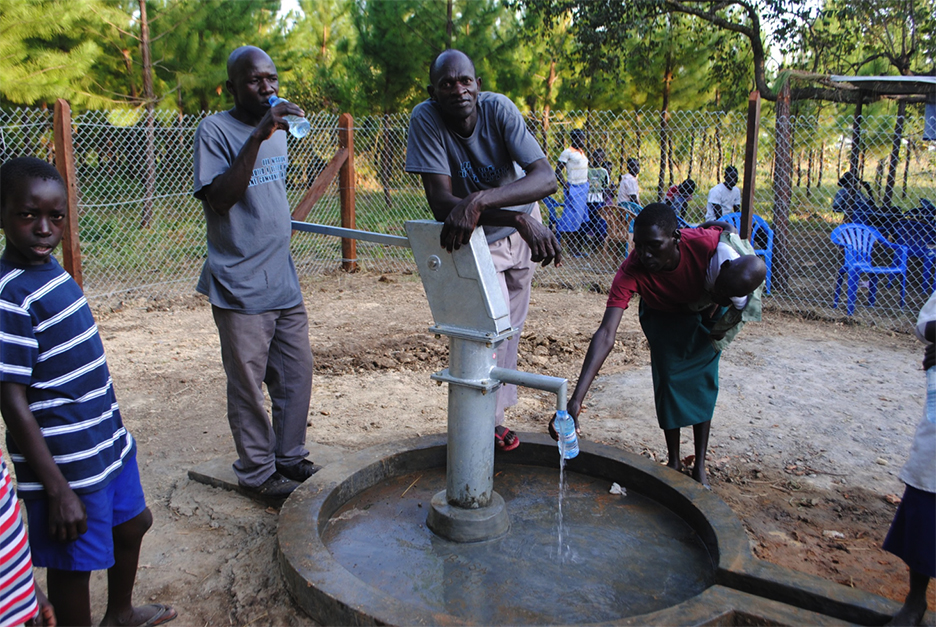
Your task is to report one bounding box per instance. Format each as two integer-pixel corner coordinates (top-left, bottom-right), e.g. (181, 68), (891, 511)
(278, 433), (751, 625)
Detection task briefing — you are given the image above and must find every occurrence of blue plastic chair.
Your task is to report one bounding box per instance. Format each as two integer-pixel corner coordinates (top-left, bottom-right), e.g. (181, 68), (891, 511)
(720, 212), (775, 294)
(830, 224), (909, 315)
(892, 219), (936, 293)
(542, 196), (563, 230)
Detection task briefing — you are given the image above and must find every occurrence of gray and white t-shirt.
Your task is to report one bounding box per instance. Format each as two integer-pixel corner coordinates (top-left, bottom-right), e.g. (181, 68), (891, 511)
(193, 111), (302, 314)
(405, 92), (547, 244)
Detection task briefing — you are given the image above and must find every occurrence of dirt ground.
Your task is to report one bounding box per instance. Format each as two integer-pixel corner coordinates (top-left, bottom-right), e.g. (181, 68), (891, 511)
(9, 270), (936, 625)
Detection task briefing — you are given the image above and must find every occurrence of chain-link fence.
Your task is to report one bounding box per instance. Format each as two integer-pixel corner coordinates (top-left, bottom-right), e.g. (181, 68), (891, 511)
(1, 104), (933, 332)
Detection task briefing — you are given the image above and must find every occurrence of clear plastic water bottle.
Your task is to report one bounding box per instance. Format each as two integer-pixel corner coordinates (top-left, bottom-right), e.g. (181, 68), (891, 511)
(927, 366), (935, 424)
(268, 95), (310, 139)
(554, 410), (579, 459)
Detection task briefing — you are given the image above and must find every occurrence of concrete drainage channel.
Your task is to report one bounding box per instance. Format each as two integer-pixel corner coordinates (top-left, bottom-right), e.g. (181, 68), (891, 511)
(276, 433), (901, 626)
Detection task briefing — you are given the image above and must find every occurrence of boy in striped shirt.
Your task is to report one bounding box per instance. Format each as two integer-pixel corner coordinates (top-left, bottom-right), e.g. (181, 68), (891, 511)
(0, 158), (176, 626)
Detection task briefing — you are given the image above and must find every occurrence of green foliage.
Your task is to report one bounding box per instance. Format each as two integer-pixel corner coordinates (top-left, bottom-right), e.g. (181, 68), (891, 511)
(0, 0), (105, 106)
(152, 0), (284, 114)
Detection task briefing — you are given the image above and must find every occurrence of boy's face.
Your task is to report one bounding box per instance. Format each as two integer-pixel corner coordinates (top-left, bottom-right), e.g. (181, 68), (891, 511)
(0, 177), (67, 266)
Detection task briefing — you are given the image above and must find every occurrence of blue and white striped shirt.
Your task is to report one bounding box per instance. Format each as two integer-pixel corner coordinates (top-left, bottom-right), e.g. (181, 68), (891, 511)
(0, 258), (134, 498)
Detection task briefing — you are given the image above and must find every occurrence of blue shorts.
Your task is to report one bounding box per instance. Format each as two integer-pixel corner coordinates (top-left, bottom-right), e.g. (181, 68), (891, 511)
(23, 453), (147, 571)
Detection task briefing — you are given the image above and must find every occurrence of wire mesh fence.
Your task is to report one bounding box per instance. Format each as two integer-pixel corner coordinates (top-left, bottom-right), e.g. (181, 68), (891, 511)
(0, 104), (932, 332)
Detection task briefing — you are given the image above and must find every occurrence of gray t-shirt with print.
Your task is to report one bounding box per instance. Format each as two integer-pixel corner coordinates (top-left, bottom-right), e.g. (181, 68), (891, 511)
(193, 111), (302, 314)
(405, 92), (547, 244)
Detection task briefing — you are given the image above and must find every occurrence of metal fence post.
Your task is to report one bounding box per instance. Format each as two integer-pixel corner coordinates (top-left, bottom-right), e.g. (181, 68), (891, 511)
(740, 90), (761, 240)
(53, 99), (83, 288)
(339, 113), (357, 273)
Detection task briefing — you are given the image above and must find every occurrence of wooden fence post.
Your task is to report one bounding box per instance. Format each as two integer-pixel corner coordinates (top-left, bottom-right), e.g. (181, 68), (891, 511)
(53, 99), (83, 288)
(339, 113), (357, 273)
(740, 90), (761, 240)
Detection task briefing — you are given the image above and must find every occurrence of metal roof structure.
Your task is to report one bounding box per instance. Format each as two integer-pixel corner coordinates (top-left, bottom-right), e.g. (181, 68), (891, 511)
(830, 75), (936, 97)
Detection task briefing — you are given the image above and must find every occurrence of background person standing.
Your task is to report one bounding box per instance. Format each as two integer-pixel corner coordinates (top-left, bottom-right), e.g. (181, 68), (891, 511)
(617, 158), (641, 206)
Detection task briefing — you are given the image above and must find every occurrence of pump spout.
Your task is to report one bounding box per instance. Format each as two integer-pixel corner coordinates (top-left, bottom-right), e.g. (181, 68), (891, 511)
(490, 367), (567, 414)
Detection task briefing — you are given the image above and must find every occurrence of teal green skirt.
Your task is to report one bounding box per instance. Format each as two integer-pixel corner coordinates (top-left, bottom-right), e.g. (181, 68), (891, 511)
(639, 301), (722, 430)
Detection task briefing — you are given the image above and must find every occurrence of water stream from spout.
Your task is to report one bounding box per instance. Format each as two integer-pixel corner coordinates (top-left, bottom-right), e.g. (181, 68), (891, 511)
(556, 447), (567, 562)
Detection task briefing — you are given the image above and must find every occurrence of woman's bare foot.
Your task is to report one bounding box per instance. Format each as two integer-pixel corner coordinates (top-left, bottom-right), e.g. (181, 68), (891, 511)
(886, 573), (930, 626)
(692, 464), (711, 488)
(886, 599), (927, 626)
(665, 460), (688, 474)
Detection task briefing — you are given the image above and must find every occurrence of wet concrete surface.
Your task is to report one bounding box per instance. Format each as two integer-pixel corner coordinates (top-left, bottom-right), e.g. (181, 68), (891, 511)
(321, 464), (714, 624)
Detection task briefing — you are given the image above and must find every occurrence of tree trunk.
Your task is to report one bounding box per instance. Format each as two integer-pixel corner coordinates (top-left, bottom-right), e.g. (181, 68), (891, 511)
(635, 112), (642, 165)
(687, 134), (695, 179)
(883, 100), (906, 208)
(657, 66), (672, 202)
(380, 113), (393, 209)
(836, 136), (844, 179)
(849, 97), (863, 177)
(818, 142), (825, 189)
(541, 59), (556, 155)
(446, 0), (453, 48)
(139, 0), (156, 229)
(715, 124), (722, 180)
(874, 160), (884, 199)
(795, 150), (802, 188)
(901, 138), (912, 200)
(772, 81), (792, 292)
(805, 149), (813, 198)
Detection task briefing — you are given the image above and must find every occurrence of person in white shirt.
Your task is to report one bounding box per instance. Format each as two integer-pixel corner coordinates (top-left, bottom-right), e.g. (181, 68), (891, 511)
(705, 166), (741, 221)
(555, 129), (590, 254)
(616, 158), (640, 205)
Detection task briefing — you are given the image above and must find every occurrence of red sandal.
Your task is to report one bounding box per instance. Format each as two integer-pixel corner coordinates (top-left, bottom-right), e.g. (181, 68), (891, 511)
(494, 425), (520, 451)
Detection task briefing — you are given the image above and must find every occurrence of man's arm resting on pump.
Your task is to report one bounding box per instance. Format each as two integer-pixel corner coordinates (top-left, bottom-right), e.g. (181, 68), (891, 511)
(420, 158), (557, 223)
(567, 307), (625, 422)
(0, 382), (87, 541)
(419, 158), (560, 262)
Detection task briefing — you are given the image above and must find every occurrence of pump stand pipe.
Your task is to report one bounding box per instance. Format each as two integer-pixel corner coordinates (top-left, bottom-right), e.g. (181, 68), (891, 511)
(490, 367), (567, 415)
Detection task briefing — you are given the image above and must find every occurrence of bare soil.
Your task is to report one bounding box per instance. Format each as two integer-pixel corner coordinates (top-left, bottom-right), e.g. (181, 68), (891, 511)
(10, 271), (935, 625)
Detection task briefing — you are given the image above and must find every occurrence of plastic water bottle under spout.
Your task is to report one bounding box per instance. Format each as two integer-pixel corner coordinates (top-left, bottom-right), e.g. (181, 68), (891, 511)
(554, 410), (579, 459)
(268, 95), (311, 139)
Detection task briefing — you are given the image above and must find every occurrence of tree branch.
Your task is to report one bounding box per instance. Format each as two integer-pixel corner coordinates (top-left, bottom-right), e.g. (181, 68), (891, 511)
(663, 0), (774, 99)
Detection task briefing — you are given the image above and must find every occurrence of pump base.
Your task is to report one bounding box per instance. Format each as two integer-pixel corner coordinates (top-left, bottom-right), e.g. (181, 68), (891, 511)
(426, 489), (509, 543)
